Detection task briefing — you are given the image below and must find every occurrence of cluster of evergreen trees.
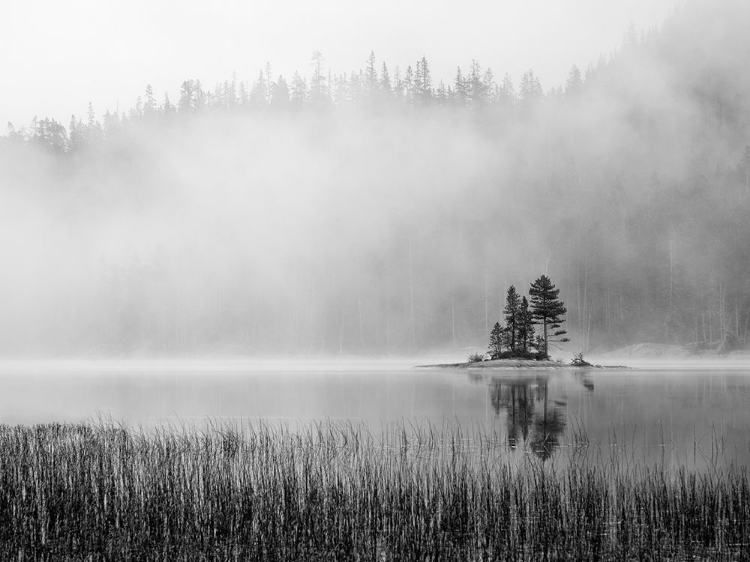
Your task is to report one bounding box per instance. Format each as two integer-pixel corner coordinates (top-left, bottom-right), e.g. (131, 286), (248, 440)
(488, 276), (568, 360)
(5, 50), (588, 155)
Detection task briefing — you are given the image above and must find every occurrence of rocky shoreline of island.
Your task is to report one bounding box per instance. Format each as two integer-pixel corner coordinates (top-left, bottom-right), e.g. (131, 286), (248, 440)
(415, 358), (629, 370)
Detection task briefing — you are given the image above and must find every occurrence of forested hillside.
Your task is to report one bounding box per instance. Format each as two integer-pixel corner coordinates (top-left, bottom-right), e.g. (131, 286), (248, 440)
(1, 0), (749, 356)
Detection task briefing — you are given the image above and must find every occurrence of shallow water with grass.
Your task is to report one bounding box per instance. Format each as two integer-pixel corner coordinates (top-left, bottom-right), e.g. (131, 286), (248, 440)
(1, 359), (749, 471)
(1, 359), (749, 559)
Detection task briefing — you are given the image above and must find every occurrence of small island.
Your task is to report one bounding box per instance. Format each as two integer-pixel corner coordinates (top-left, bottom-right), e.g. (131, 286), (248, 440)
(418, 275), (622, 369)
(418, 355), (621, 370)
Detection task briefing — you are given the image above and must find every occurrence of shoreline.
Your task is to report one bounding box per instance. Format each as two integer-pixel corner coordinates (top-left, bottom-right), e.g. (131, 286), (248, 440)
(415, 359), (629, 369)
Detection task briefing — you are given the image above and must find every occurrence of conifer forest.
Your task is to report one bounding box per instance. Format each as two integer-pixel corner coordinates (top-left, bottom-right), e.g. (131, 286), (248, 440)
(2, 1), (750, 357)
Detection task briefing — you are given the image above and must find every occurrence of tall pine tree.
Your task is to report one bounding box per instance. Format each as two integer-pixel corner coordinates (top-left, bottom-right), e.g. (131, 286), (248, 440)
(517, 296), (535, 354)
(529, 275), (568, 358)
(503, 286), (521, 354)
(489, 322), (503, 359)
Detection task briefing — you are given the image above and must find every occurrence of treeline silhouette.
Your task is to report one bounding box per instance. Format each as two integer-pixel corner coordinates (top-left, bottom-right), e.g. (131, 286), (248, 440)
(6, 50), (568, 151)
(1, 0), (750, 356)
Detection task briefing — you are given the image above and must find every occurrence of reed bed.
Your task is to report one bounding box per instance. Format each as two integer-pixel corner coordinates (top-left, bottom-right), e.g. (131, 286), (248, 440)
(0, 419), (747, 561)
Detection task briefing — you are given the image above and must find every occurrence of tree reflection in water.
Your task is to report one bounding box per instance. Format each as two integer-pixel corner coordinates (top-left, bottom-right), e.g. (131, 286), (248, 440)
(489, 376), (579, 460)
(529, 381), (566, 461)
(490, 379), (536, 449)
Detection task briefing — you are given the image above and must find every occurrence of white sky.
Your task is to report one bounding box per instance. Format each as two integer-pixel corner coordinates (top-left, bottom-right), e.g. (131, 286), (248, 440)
(1, 0), (679, 129)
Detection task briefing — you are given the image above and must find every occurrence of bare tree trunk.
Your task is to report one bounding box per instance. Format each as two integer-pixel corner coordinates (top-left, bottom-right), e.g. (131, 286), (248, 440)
(605, 283), (611, 337)
(307, 276), (314, 354)
(584, 262), (590, 353)
(339, 309), (346, 355)
(484, 270), (489, 337)
(694, 315), (699, 344)
(666, 232), (676, 343)
(358, 296), (364, 350)
(719, 285), (727, 349)
(576, 269), (582, 348)
(409, 239), (415, 349)
(320, 309), (327, 354)
(385, 281), (390, 354)
(735, 300), (740, 342)
(385, 230), (391, 355)
(451, 283), (456, 347)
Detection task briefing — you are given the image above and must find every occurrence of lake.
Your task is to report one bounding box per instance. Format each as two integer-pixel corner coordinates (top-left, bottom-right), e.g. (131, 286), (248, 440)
(2, 358), (749, 471)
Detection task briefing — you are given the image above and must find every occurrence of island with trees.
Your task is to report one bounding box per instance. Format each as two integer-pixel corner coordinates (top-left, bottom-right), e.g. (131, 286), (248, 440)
(420, 275), (610, 369)
(487, 275), (568, 360)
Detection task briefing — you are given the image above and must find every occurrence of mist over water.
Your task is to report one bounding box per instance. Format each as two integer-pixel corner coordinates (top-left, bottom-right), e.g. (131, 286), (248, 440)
(0, 359), (747, 472)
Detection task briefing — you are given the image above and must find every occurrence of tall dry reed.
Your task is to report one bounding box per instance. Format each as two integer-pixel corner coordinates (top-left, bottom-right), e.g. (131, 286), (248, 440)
(0, 419), (746, 560)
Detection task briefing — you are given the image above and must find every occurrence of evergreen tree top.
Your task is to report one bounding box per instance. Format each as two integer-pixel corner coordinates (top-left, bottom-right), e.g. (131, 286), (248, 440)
(529, 275), (566, 320)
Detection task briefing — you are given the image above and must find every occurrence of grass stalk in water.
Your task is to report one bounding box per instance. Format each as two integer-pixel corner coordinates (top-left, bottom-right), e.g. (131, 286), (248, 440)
(0, 420), (747, 560)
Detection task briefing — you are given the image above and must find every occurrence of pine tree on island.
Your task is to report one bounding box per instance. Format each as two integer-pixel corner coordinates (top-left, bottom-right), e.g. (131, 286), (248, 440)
(502, 286), (520, 354)
(517, 296), (535, 354)
(489, 322), (503, 359)
(485, 275), (568, 361)
(529, 275), (569, 359)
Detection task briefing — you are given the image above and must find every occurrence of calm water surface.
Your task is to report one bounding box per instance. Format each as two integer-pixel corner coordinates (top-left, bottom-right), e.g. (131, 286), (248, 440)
(2, 359), (750, 470)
